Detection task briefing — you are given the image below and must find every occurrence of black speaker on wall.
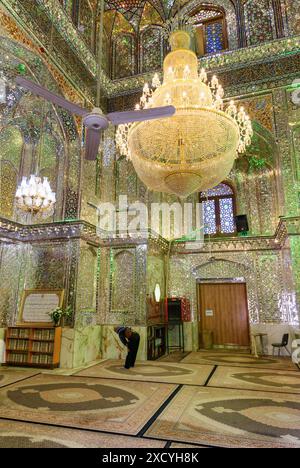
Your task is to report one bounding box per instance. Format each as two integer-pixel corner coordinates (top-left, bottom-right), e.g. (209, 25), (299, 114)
(235, 214), (249, 233)
(167, 299), (181, 322)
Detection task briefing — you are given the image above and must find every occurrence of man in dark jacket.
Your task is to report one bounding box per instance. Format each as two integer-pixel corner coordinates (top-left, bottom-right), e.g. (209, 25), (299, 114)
(114, 326), (140, 369)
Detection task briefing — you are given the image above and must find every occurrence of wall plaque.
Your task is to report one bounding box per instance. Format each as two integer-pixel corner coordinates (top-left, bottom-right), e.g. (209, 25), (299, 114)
(205, 309), (214, 317)
(18, 289), (64, 324)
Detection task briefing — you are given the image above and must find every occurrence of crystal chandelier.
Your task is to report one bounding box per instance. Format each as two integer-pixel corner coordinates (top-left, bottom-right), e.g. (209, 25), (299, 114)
(116, 30), (253, 198)
(15, 175), (56, 218)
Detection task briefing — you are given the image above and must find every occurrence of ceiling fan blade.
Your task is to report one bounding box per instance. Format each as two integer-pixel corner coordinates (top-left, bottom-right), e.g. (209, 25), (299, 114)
(16, 77), (89, 117)
(107, 105), (176, 125)
(85, 128), (102, 160)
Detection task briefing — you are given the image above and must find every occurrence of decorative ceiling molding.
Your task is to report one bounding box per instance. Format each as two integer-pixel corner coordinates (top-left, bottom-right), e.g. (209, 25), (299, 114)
(0, 216), (299, 251)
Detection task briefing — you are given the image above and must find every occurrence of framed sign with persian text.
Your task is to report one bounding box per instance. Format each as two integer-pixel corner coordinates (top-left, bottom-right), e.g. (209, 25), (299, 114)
(18, 289), (64, 325)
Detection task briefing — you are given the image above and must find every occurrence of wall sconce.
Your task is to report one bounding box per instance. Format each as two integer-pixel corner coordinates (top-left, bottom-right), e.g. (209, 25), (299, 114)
(154, 283), (161, 303)
(0, 78), (6, 104)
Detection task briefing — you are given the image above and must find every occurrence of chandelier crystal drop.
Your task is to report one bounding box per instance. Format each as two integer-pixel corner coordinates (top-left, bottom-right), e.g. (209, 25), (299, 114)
(15, 175), (56, 218)
(116, 30), (253, 198)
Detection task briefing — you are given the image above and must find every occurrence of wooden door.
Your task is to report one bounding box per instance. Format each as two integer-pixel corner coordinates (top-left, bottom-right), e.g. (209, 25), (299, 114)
(198, 283), (250, 347)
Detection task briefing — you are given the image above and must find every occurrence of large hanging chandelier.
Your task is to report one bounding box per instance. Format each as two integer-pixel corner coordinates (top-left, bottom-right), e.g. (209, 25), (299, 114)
(15, 175), (56, 218)
(116, 30), (253, 198)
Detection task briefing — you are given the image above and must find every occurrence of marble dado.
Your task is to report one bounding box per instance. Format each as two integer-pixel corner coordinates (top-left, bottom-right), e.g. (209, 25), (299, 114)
(0, 328), (5, 363)
(60, 325), (101, 369)
(250, 323), (300, 356)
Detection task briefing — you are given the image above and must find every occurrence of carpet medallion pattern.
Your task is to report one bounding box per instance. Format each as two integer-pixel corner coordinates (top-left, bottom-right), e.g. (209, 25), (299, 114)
(145, 386), (300, 448)
(76, 360), (214, 385)
(0, 374), (176, 434)
(181, 352), (296, 370)
(209, 366), (300, 393)
(0, 420), (166, 448)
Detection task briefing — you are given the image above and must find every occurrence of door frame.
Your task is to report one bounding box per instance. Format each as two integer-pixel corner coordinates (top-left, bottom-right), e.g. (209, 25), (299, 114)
(197, 278), (251, 350)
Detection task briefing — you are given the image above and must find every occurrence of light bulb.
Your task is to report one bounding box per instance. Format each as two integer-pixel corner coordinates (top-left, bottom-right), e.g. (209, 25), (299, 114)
(25, 196), (32, 207)
(154, 284), (161, 303)
(15, 188), (22, 198)
(0, 78), (6, 104)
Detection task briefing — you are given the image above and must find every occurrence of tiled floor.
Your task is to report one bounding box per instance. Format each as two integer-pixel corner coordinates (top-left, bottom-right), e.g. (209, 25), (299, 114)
(0, 351), (299, 448)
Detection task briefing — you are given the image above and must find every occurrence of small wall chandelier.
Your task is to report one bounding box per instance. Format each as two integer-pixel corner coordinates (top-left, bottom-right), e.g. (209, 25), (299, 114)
(116, 30), (253, 198)
(15, 175), (56, 218)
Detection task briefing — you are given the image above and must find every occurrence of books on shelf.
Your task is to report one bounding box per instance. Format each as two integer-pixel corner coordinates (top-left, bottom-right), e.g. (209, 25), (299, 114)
(7, 339), (29, 351)
(9, 328), (30, 339)
(33, 329), (55, 341)
(31, 354), (53, 365)
(5, 326), (61, 368)
(31, 341), (54, 353)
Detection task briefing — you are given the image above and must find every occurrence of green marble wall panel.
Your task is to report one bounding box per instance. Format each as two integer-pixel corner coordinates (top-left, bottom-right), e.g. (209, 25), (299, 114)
(60, 327), (74, 369)
(60, 325), (101, 369)
(73, 325), (101, 368)
(0, 327), (5, 363)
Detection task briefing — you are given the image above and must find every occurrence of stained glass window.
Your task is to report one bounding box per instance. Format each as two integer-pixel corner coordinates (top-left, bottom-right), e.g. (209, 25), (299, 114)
(191, 8), (227, 57)
(206, 183), (233, 197)
(202, 199), (217, 235)
(205, 20), (224, 54)
(200, 183), (236, 236)
(220, 197), (235, 234)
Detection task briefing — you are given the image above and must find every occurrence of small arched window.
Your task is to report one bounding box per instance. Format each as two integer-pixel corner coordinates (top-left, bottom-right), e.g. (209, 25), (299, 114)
(200, 183), (236, 236)
(190, 7), (228, 57)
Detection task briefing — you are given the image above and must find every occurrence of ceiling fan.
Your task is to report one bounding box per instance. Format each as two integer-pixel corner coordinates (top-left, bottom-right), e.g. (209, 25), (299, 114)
(15, 0), (175, 161)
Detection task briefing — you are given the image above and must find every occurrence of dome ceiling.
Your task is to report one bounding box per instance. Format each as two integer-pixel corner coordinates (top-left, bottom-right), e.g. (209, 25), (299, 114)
(103, 1), (220, 30)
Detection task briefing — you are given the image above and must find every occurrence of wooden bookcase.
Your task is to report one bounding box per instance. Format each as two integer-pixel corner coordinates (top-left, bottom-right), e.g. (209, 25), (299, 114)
(5, 326), (62, 369)
(147, 324), (167, 360)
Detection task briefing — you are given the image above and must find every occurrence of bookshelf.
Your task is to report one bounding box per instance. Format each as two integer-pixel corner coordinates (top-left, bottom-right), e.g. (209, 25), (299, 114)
(5, 326), (62, 369)
(147, 324), (167, 360)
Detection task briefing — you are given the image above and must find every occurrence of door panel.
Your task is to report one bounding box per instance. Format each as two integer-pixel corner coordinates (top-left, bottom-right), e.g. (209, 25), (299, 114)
(199, 283), (250, 346)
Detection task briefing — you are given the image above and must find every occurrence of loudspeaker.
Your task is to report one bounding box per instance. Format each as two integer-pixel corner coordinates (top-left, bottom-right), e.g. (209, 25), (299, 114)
(167, 299), (182, 322)
(235, 215), (249, 233)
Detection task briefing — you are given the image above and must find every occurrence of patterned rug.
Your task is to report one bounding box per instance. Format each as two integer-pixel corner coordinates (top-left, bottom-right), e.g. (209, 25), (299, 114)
(170, 443), (207, 448)
(75, 360), (214, 385)
(0, 419), (166, 448)
(0, 374), (176, 435)
(145, 386), (300, 448)
(159, 352), (190, 362)
(0, 368), (40, 388)
(208, 366), (300, 393)
(181, 352), (296, 370)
